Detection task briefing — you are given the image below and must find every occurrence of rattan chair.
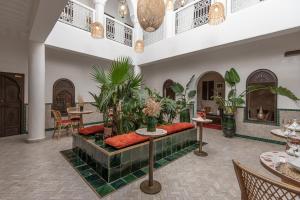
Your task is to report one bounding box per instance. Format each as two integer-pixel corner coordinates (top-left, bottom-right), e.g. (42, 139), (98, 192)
(51, 110), (73, 139)
(232, 160), (300, 200)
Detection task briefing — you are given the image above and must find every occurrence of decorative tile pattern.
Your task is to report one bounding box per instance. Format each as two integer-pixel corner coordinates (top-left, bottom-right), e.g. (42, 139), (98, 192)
(61, 143), (198, 198)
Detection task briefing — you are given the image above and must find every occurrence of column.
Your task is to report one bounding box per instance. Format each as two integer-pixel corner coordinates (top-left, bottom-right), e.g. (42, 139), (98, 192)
(164, 9), (175, 38)
(134, 65), (141, 76)
(133, 18), (144, 45)
(94, 0), (106, 23)
(27, 41), (46, 142)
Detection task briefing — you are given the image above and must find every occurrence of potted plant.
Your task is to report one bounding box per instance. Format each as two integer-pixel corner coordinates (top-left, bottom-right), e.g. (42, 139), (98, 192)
(171, 75), (196, 122)
(90, 57), (143, 136)
(143, 98), (161, 132)
(213, 68), (299, 137)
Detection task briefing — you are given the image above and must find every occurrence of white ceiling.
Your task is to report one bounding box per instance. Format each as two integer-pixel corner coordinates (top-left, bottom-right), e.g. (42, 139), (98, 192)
(0, 0), (36, 39)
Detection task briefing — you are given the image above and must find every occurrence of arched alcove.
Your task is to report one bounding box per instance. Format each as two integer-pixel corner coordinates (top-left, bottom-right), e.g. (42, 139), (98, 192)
(163, 79), (176, 100)
(52, 78), (75, 115)
(246, 69), (278, 123)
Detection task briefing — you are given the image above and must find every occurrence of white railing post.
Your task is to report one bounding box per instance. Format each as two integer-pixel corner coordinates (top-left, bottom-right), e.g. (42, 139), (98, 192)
(94, 0), (105, 23)
(133, 18), (144, 47)
(165, 10), (175, 38)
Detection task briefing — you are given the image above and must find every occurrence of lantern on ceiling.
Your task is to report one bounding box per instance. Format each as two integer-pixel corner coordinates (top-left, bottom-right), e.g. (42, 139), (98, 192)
(90, 22), (104, 38)
(208, 2), (225, 25)
(118, 0), (129, 18)
(137, 0), (166, 32)
(134, 40), (144, 53)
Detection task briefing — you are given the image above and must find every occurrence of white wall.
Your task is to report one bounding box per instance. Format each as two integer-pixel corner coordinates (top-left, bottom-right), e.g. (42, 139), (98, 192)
(45, 48), (110, 103)
(142, 31), (300, 110)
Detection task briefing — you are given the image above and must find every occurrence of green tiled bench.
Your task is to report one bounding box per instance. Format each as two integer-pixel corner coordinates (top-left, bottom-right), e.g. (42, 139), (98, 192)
(72, 128), (197, 183)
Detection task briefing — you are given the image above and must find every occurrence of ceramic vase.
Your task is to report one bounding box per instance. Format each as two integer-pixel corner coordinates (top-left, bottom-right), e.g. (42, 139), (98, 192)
(147, 117), (157, 132)
(222, 114), (236, 138)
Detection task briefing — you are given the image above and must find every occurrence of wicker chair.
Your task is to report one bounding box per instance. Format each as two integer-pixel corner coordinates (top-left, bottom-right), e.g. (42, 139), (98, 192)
(232, 160), (300, 200)
(51, 110), (73, 139)
(67, 107), (80, 131)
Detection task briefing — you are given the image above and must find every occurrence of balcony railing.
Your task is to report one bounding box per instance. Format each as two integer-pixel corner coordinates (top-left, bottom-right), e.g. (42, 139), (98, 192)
(175, 0), (211, 34)
(231, 0), (266, 13)
(59, 0), (94, 32)
(105, 16), (133, 47)
(143, 23), (164, 46)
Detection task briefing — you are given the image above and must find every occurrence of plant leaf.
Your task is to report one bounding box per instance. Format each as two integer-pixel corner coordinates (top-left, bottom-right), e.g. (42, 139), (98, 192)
(188, 90), (196, 99)
(186, 75), (195, 90)
(171, 82), (184, 94)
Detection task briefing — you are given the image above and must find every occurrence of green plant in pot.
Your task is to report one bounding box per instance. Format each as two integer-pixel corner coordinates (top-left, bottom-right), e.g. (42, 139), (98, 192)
(213, 68), (299, 138)
(171, 75), (196, 122)
(143, 98), (161, 132)
(90, 57), (143, 136)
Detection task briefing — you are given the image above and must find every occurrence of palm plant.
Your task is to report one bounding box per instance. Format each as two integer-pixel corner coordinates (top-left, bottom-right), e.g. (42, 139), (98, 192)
(171, 75), (197, 122)
(90, 57), (143, 135)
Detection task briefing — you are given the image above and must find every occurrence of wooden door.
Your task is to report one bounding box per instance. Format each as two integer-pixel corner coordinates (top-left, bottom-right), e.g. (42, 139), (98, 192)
(0, 72), (24, 137)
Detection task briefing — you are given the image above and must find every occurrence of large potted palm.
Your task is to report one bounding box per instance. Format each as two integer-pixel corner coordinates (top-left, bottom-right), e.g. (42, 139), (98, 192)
(171, 75), (196, 122)
(90, 57), (143, 136)
(213, 68), (299, 137)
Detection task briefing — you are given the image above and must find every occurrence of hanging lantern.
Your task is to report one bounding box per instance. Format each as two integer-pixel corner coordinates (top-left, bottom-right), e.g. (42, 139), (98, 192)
(175, 0), (186, 8)
(118, 0), (128, 18)
(90, 22), (104, 38)
(179, 0), (186, 7)
(137, 0), (166, 32)
(165, 0), (174, 11)
(134, 40), (144, 53)
(208, 2), (225, 25)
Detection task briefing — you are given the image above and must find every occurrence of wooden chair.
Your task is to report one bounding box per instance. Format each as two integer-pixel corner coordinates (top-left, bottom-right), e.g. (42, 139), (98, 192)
(232, 160), (300, 200)
(51, 110), (73, 139)
(67, 107), (80, 132)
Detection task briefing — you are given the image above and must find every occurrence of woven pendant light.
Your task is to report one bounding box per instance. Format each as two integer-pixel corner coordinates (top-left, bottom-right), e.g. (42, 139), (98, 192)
(134, 40), (144, 53)
(208, 2), (225, 25)
(90, 22), (104, 38)
(137, 0), (166, 32)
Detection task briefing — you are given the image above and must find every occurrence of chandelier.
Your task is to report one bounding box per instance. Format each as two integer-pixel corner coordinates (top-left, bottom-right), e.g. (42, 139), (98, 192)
(137, 0), (166, 32)
(90, 22), (104, 38)
(134, 40), (145, 53)
(208, 2), (225, 25)
(118, 0), (128, 18)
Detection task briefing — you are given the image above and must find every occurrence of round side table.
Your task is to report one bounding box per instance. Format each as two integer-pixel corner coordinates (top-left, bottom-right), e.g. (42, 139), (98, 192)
(135, 128), (167, 194)
(192, 117), (212, 157)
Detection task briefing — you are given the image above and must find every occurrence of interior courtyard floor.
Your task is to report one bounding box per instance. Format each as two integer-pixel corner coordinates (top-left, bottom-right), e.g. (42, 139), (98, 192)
(0, 129), (283, 200)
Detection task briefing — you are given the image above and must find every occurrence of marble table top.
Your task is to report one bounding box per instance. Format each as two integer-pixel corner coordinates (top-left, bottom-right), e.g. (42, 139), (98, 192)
(136, 128), (167, 138)
(192, 117), (212, 123)
(68, 110), (93, 115)
(270, 129), (300, 141)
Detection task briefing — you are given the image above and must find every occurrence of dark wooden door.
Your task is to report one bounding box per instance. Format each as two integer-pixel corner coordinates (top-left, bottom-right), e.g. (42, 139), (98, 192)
(0, 72), (24, 137)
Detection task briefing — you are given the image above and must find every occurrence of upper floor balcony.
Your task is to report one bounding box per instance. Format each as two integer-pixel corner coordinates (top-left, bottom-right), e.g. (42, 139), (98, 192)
(46, 0), (300, 65)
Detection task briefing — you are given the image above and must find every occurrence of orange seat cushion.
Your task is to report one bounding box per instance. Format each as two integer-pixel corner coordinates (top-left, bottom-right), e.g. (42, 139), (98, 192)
(58, 119), (72, 125)
(79, 125), (104, 135)
(105, 132), (149, 149)
(157, 122), (194, 135)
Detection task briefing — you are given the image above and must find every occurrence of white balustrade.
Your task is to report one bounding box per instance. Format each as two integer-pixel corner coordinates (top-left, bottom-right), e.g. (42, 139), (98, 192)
(143, 24), (165, 46)
(175, 0), (211, 34)
(231, 0), (266, 13)
(105, 16), (133, 47)
(59, 0), (95, 32)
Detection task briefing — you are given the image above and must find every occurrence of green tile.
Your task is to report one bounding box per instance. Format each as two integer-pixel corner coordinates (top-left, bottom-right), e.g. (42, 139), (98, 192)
(96, 184), (115, 197)
(109, 166), (121, 182)
(132, 169), (146, 178)
(141, 166), (149, 173)
(110, 179), (126, 190)
(77, 164), (90, 172)
(110, 154), (121, 167)
(80, 169), (95, 177)
(154, 162), (162, 169)
(156, 158), (169, 166)
(86, 174), (101, 182)
(122, 174), (137, 184)
(120, 162), (132, 177)
(90, 178), (106, 188)
(121, 150), (131, 163)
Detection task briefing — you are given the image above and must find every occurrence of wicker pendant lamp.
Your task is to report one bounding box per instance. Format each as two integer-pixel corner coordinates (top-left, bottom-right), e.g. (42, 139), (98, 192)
(137, 0), (166, 32)
(208, 2), (225, 25)
(90, 22), (104, 38)
(118, 0), (128, 18)
(134, 40), (144, 53)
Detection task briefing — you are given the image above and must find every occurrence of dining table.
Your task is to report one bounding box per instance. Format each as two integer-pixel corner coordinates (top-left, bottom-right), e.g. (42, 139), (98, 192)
(260, 151), (300, 188)
(67, 109), (93, 128)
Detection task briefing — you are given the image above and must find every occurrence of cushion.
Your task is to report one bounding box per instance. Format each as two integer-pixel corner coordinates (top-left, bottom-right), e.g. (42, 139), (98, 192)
(157, 122), (194, 135)
(79, 125), (104, 135)
(58, 119), (72, 125)
(105, 132), (149, 149)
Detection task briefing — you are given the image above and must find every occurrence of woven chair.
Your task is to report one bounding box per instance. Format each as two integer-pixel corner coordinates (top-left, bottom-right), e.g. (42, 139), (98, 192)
(67, 107), (80, 131)
(232, 160), (300, 200)
(51, 110), (73, 139)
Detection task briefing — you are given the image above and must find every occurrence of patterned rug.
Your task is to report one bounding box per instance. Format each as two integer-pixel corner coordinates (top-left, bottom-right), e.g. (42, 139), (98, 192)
(61, 143), (199, 198)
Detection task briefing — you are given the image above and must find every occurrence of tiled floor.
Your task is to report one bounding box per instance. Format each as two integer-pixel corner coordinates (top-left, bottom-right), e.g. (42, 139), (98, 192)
(0, 129), (283, 200)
